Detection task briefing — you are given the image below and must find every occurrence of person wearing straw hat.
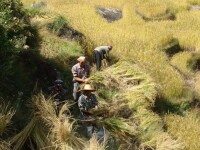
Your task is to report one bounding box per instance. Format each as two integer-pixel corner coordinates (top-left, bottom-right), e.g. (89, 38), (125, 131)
(71, 56), (90, 101)
(78, 84), (104, 138)
(93, 45), (112, 71)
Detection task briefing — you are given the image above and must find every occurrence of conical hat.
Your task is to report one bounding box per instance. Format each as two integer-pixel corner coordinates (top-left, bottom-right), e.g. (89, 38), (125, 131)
(80, 84), (96, 91)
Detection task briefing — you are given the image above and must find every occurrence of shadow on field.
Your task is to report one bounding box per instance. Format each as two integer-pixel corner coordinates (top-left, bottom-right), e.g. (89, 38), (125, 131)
(153, 96), (188, 115)
(0, 31), (79, 137)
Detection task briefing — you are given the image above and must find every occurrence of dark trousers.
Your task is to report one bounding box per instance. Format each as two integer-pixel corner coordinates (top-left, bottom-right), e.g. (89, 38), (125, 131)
(94, 50), (102, 71)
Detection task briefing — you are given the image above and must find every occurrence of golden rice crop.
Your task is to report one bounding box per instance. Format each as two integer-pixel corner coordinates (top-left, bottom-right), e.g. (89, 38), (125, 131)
(19, 0), (200, 149)
(21, 0), (200, 100)
(164, 112), (200, 150)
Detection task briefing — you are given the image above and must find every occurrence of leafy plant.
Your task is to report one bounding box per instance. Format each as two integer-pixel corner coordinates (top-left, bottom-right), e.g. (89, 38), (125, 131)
(47, 16), (68, 34)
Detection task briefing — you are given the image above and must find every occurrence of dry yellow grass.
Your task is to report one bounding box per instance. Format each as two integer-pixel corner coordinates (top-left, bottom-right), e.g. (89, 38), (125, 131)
(33, 94), (85, 150)
(164, 112), (200, 150)
(84, 136), (107, 150)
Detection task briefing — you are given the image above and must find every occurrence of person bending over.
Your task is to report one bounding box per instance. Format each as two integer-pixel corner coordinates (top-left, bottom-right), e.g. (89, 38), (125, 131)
(93, 45), (112, 71)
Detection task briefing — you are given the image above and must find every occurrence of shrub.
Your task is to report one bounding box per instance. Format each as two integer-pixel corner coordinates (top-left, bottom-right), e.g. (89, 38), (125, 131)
(0, 0), (38, 50)
(47, 15), (68, 34)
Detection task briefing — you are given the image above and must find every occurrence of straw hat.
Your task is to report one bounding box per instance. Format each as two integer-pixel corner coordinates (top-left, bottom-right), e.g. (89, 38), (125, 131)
(77, 56), (86, 62)
(80, 84), (96, 92)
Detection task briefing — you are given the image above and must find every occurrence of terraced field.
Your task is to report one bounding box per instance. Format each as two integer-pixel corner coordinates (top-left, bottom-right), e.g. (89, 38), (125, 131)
(1, 0), (200, 149)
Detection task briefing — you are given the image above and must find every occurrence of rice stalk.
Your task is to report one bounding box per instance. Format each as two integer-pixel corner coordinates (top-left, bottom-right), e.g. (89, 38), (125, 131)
(33, 93), (85, 149)
(0, 101), (15, 135)
(10, 116), (37, 150)
(0, 141), (10, 150)
(83, 135), (107, 150)
(98, 118), (138, 144)
(32, 93), (57, 124)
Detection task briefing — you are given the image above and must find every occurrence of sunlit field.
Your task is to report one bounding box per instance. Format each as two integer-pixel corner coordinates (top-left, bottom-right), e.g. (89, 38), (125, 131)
(18, 0), (200, 149)
(22, 0), (200, 100)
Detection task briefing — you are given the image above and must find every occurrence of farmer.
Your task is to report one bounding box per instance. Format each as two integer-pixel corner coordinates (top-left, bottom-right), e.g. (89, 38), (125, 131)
(93, 45), (113, 71)
(48, 79), (67, 101)
(71, 56), (90, 101)
(78, 84), (104, 138)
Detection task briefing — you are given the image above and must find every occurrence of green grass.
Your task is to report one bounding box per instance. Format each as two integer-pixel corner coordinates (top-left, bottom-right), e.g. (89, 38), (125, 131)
(47, 15), (68, 34)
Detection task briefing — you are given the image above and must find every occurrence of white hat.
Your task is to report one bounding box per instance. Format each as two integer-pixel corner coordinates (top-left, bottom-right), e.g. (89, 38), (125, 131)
(77, 56), (86, 62)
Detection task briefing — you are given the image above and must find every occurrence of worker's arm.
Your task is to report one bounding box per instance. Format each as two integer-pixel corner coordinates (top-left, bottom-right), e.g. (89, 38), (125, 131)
(74, 77), (88, 83)
(104, 48), (110, 66)
(80, 108), (93, 115)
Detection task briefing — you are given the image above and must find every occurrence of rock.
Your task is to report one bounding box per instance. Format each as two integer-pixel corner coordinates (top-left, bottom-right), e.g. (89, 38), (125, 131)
(96, 7), (122, 22)
(31, 1), (47, 9)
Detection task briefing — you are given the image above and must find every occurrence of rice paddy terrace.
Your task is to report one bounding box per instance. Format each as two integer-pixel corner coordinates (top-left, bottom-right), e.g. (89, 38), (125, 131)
(1, 0), (200, 149)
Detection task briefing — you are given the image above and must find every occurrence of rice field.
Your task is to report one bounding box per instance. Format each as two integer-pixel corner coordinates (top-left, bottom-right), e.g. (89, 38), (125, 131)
(21, 0), (200, 100)
(17, 0), (200, 149)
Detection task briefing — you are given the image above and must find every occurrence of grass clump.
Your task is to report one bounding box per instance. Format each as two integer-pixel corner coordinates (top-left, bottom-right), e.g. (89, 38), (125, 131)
(47, 15), (68, 34)
(136, 0), (175, 21)
(40, 36), (82, 59)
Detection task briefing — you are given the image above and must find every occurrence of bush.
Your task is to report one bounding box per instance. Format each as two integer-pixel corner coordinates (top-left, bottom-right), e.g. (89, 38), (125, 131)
(0, 0), (38, 50)
(47, 16), (68, 34)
